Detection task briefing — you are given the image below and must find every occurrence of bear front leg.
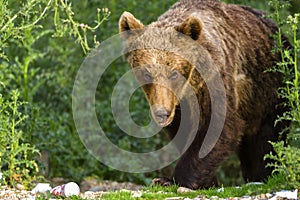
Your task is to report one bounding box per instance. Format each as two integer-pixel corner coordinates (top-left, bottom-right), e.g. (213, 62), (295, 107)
(151, 156), (217, 189)
(171, 152), (219, 189)
(238, 113), (284, 182)
(171, 131), (239, 189)
(151, 140), (232, 189)
(151, 111), (242, 189)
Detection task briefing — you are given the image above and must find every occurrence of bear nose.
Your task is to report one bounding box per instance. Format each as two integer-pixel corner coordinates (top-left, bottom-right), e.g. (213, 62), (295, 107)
(154, 108), (170, 125)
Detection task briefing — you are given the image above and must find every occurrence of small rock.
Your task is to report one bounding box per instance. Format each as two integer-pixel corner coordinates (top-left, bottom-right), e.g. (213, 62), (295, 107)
(20, 196), (35, 200)
(31, 183), (52, 194)
(177, 187), (194, 194)
(120, 189), (131, 193)
(131, 191), (142, 198)
(260, 193), (266, 199)
(16, 183), (25, 190)
(157, 190), (168, 194)
(84, 191), (95, 195)
(275, 189), (298, 199)
(241, 196), (252, 200)
(165, 197), (184, 200)
(210, 196), (219, 200)
(194, 195), (206, 200)
(266, 193), (273, 198)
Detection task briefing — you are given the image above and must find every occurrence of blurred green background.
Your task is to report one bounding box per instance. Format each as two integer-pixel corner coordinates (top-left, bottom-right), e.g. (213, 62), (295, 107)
(0, 0), (299, 186)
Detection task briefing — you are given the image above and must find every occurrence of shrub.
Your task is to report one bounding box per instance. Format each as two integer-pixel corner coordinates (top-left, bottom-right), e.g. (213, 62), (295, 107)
(264, 0), (300, 189)
(0, 90), (39, 187)
(0, 0), (109, 185)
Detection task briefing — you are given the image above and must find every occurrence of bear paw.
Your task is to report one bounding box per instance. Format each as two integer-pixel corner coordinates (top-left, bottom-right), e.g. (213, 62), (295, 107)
(151, 177), (174, 187)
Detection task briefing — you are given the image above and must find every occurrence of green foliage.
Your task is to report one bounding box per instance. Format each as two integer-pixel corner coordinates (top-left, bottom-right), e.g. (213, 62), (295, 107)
(266, 142), (300, 188)
(264, 0), (300, 189)
(0, 90), (39, 187)
(52, 0), (110, 54)
(0, 0), (109, 186)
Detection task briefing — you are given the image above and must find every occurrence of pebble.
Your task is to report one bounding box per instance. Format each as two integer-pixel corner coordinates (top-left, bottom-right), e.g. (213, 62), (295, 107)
(131, 190), (143, 198)
(157, 190), (169, 194)
(274, 189), (298, 199)
(260, 194), (266, 199)
(119, 188), (132, 193)
(266, 193), (273, 198)
(16, 183), (25, 190)
(177, 186), (194, 194)
(193, 195), (207, 200)
(165, 197), (184, 200)
(244, 196), (253, 200)
(80, 191), (108, 199)
(84, 191), (95, 195)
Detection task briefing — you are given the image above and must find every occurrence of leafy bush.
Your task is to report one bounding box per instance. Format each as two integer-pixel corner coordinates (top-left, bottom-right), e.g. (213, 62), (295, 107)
(266, 142), (300, 188)
(0, 0), (109, 185)
(0, 90), (39, 187)
(264, 0), (300, 189)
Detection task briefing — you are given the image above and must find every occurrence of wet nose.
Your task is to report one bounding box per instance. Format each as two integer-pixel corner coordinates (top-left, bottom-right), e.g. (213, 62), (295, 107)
(154, 108), (170, 124)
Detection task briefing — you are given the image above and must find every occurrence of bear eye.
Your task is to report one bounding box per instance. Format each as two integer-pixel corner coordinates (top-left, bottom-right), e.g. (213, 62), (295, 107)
(169, 71), (179, 80)
(143, 71), (153, 82)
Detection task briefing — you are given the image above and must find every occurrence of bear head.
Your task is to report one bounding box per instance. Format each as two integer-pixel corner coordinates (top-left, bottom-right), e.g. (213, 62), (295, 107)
(119, 12), (214, 127)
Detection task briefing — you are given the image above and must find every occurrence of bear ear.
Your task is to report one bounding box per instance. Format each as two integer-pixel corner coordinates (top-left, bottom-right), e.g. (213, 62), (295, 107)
(175, 17), (202, 40)
(119, 12), (144, 33)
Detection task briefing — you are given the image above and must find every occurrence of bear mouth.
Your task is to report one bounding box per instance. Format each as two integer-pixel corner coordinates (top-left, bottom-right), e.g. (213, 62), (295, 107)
(157, 117), (173, 127)
(153, 108), (175, 127)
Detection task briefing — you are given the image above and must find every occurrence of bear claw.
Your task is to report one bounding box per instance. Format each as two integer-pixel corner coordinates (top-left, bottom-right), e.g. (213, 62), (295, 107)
(151, 177), (174, 187)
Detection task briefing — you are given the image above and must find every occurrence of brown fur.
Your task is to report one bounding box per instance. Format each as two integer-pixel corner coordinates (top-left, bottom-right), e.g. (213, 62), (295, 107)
(119, 0), (290, 189)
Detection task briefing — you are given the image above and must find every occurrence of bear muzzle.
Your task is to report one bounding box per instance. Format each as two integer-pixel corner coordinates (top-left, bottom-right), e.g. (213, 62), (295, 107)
(153, 107), (172, 127)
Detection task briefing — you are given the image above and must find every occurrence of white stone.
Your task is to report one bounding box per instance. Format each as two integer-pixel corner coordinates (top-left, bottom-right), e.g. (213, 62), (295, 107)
(16, 183), (25, 190)
(270, 189), (298, 200)
(177, 186), (194, 194)
(131, 191), (142, 198)
(165, 197), (183, 200)
(31, 183), (52, 194)
(266, 193), (273, 198)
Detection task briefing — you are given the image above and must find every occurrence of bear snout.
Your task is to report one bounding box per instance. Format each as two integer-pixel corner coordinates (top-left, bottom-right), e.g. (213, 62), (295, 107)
(153, 107), (171, 127)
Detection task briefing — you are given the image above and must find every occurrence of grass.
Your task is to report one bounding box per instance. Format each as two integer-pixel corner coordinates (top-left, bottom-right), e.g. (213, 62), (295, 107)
(39, 174), (294, 200)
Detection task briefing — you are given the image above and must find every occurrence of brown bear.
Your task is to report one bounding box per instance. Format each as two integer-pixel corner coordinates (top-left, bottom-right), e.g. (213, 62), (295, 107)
(119, 0), (290, 189)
